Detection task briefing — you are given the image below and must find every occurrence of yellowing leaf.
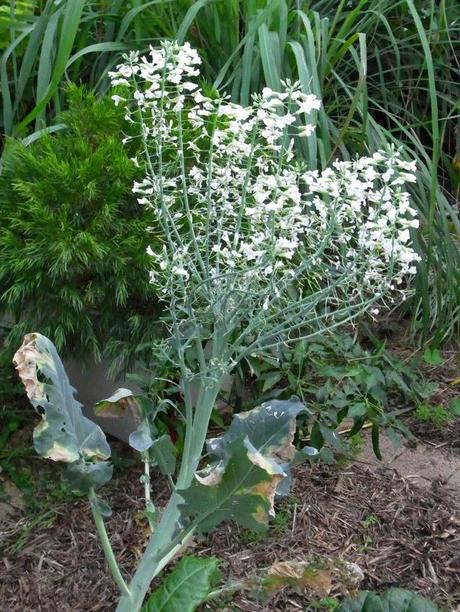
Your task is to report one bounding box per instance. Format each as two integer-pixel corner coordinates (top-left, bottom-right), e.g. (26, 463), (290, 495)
(263, 560), (332, 598)
(13, 333), (112, 492)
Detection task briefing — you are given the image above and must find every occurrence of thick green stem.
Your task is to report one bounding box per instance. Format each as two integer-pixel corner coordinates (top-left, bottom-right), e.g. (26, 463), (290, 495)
(142, 454), (155, 532)
(176, 380), (222, 489)
(117, 375), (224, 611)
(89, 488), (132, 600)
(117, 333), (227, 611)
(116, 492), (195, 612)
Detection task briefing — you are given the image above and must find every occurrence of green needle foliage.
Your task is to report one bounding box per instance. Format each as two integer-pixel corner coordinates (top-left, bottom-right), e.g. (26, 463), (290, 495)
(0, 86), (159, 370)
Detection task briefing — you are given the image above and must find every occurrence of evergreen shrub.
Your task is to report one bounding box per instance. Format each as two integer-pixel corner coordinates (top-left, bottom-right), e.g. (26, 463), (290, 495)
(0, 86), (159, 373)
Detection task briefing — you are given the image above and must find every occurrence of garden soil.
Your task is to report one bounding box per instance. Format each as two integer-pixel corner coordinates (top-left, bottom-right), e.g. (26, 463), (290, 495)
(1, 438), (459, 612)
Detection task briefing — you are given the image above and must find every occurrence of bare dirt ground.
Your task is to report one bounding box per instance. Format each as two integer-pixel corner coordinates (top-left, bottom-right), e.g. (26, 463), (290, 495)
(1, 342), (458, 611)
(359, 427), (460, 496)
(1, 448), (458, 611)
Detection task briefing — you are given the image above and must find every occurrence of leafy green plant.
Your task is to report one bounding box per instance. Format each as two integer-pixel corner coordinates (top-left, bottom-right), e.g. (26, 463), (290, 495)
(0, 86), (159, 371)
(414, 402), (457, 429)
(237, 332), (423, 456)
(13, 41), (424, 612)
(14, 332), (327, 609)
(337, 587), (438, 612)
(360, 514), (377, 529)
(142, 556), (220, 612)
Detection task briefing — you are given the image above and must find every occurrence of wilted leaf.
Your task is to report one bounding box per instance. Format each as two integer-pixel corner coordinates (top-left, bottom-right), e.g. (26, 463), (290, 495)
(95, 389), (156, 423)
(129, 419), (154, 453)
(204, 398), (307, 499)
(13, 333), (112, 492)
(260, 560), (332, 599)
(180, 400), (308, 532)
(207, 398), (306, 469)
(95, 390), (157, 453)
(180, 436), (285, 533)
(142, 555), (220, 612)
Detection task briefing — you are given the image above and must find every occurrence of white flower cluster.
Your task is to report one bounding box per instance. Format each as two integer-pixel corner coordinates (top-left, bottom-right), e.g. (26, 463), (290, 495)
(110, 41), (420, 312)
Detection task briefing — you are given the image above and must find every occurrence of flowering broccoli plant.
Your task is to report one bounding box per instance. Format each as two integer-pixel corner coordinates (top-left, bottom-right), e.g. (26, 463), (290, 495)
(14, 41), (420, 611)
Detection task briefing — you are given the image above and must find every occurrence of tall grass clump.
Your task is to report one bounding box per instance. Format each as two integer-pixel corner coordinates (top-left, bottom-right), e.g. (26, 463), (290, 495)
(0, 0), (182, 140)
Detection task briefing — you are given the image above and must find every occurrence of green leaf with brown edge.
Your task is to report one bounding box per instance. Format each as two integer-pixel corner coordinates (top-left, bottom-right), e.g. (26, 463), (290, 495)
(13, 333), (112, 492)
(94, 388), (155, 420)
(204, 398), (307, 499)
(206, 398), (306, 468)
(258, 559), (332, 600)
(141, 555), (220, 612)
(179, 435), (285, 533)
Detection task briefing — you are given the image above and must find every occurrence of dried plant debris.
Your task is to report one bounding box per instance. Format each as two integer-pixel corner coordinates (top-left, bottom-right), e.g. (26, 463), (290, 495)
(0, 463), (458, 611)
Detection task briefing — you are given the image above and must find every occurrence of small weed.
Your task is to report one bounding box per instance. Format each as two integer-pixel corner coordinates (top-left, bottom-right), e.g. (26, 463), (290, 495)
(239, 497), (300, 545)
(357, 534), (374, 553)
(5, 509), (58, 555)
(272, 495), (299, 534)
(361, 514), (378, 528)
(308, 596), (339, 610)
(415, 403), (453, 429)
(240, 529), (266, 547)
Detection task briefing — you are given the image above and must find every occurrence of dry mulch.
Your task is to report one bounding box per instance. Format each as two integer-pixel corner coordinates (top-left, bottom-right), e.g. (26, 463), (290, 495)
(1, 460), (459, 612)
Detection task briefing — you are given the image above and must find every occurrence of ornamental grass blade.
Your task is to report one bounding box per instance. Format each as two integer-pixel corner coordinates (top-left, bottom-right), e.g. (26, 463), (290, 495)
(13, 333), (112, 492)
(179, 436), (285, 533)
(142, 555), (220, 612)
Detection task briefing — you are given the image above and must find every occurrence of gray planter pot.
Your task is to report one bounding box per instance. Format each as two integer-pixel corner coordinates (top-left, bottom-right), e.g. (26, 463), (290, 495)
(64, 358), (142, 443)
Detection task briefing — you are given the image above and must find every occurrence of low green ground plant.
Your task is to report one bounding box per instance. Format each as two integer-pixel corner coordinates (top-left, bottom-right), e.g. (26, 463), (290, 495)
(415, 400), (459, 429)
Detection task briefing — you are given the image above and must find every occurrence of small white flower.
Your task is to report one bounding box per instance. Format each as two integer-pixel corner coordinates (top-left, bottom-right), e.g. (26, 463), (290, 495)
(298, 124), (315, 138)
(296, 95), (321, 114)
